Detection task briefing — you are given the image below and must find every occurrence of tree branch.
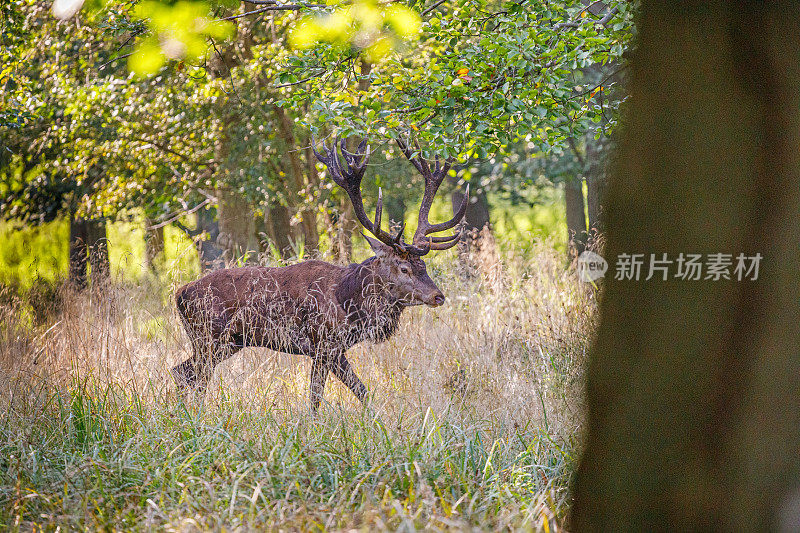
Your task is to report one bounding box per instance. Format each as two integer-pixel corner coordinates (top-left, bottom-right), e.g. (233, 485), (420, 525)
(148, 199), (213, 231)
(554, 5), (619, 30)
(221, 3), (325, 20)
(421, 0), (446, 16)
(273, 70), (327, 88)
(98, 52), (133, 71)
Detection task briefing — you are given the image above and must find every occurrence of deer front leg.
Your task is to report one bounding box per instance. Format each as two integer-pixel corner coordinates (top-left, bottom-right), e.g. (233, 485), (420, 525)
(173, 341), (237, 397)
(310, 355), (330, 413)
(329, 351), (368, 405)
(171, 349), (217, 396)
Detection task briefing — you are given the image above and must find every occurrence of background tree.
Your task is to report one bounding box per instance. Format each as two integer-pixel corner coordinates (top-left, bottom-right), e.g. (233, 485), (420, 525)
(0, 3), (121, 287)
(280, 0), (632, 253)
(2, 0), (636, 280)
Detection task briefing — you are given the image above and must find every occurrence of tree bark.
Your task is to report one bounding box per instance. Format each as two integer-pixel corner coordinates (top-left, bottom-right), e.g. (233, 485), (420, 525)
(217, 187), (259, 263)
(564, 177), (587, 257)
(585, 138), (606, 234)
(264, 202), (293, 259)
(86, 218), (109, 285)
(195, 207), (223, 272)
(68, 215), (88, 290)
(144, 218), (165, 272)
(571, 2), (800, 531)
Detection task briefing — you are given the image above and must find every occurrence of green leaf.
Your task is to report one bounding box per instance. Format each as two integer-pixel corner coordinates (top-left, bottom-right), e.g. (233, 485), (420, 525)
(128, 39), (165, 77)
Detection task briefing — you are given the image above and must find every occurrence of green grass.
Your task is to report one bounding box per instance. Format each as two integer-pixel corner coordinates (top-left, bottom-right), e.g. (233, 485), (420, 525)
(0, 233), (590, 531)
(1, 380), (573, 530)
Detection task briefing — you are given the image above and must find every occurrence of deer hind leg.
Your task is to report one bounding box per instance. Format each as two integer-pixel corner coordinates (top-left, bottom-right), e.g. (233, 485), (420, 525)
(329, 351), (368, 405)
(310, 356), (330, 413)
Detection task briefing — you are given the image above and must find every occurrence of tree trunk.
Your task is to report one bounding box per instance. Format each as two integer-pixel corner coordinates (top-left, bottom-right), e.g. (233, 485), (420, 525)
(86, 218), (109, 285)
(585, 138), (606, 234)
(585, 175), (604, 234)
(385, 195), (407, 230)
(571, 3), (800, 531)
(452, 185), (491, 261)
(454, 187), (490, 235)
(274, 105), (319, 257)
(69, 216), (108, 288)
(217, 187), (259, 263)
(144, 218), (165, 272)
(303, 140), (322, 255)
(564, 177), (587, 257)
(68, 215), (88, 290)
(264, 202), (293, 259)
(195, 207), (223, 272)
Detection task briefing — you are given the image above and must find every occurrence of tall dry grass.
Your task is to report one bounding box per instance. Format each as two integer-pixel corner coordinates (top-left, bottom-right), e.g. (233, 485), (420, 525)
(0, 238), (596, 531)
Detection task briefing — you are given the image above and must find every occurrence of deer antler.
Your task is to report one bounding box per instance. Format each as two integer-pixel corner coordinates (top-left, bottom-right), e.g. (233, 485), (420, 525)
(312, 135), (405, 250)
(396, 137), (469, 253)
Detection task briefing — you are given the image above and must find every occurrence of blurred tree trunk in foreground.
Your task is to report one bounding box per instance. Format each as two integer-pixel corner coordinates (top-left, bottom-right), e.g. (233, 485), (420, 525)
(571, 2), (800, 531)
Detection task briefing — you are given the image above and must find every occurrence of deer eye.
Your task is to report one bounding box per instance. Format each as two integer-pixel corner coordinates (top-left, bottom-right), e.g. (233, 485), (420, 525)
(400, 266), (411, 275)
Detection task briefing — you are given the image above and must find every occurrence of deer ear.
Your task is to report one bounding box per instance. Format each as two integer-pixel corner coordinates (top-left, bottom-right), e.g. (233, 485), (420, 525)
(362, 233), (393, 258)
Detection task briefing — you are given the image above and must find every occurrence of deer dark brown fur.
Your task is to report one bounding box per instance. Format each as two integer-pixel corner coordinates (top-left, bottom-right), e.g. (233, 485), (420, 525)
(172, 137), (467, 412)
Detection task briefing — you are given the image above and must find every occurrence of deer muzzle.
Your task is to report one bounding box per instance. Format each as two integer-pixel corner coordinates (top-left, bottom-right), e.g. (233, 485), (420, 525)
(425, 291), (446, 307)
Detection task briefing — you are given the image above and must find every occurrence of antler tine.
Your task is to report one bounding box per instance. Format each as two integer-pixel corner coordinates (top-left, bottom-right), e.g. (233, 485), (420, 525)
(415, 159), (458, 242)
(428, 230), (463, 250)
(423, 182), (469, 236)
(395, 137), (437, 241)
(313, 134), (397, 249)
(430, 233), (462, 243)
(393, 221), (406, 245)
(374, 187), (383, 235)
(339, 137), (371, 175)
(356, 138), (369, 161)
(312, 134), (341, 186)
(337, 137), (352, 166)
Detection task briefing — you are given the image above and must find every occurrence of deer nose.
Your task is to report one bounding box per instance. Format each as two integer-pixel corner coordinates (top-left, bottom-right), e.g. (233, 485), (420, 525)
(431, 293), (445, 307)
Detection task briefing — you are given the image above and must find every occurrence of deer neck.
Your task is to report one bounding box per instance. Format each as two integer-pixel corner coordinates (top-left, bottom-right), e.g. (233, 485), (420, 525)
(336, 257), (400, 309)
(335, 257), (405, 343)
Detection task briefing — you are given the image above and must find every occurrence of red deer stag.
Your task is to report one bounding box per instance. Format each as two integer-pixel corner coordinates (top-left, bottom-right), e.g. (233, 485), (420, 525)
(172, 137), (468, 412)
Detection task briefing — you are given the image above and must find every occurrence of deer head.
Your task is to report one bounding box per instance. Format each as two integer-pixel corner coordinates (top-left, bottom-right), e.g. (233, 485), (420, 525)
(312, 136), (469, 307)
